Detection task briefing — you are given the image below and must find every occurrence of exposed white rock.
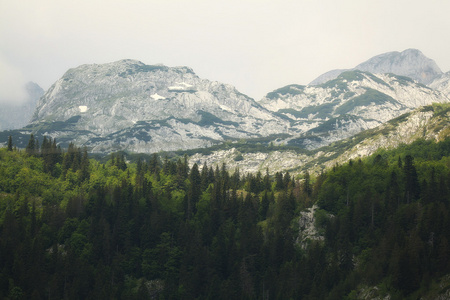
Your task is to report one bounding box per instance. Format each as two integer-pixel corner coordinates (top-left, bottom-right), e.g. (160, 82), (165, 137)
(430, 71), (450, 98)
(21, 50), (450, 162)
(296, 205), (325, 249)
(30, 59), (288, 153)
(187, 104), (450, 176)
(259, 70), (449, 150)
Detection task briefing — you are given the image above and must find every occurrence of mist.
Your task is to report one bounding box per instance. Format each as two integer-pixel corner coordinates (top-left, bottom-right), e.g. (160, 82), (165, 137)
(0, 56), (28, 105)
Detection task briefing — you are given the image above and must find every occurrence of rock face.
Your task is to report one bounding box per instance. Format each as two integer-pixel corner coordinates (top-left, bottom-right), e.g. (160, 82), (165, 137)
(309, 69), (349, 86)
(430, 71), (450, 98)
(296, 205), (325, 249)
(7, 49), (449, 158)
(31, 59), (288, 152)
(0, 82), (44, 130)
(310, 49), (443, 85)
(259, 70), (448, 149)
(188, 103), (450, 177)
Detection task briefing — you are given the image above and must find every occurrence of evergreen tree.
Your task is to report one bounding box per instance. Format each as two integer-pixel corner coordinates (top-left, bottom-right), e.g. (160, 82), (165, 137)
(404, 155), (420, 203)
(80, 147), (90, 182)
(302, 170), (312, 197)
(187, 163), (201, 219)
(7, 135), (13, 151)
(26, 134), (36, 155)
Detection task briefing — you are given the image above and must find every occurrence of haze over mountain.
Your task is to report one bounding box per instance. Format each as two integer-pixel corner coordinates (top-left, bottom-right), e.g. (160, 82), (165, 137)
(0, 82), (43, 130)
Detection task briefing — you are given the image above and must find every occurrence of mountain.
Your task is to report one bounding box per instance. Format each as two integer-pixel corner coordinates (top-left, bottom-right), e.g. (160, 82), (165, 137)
(430, 71), (450, 98)
(188, 103), (450, 176)
(258, 70), (448, 149)
(310, 49), (443, 85)
(3, 49), (449, 161)
(0, 82), (43, 130)
(27, 59), (288, 153)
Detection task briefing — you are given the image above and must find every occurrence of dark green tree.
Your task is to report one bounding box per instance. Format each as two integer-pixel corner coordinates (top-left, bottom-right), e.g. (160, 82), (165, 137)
(7, 135), (13, 151)
(25, 134), (36, 155)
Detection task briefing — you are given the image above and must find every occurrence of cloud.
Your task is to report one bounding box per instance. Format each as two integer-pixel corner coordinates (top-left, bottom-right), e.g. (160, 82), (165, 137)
(0, 54), (28, 105)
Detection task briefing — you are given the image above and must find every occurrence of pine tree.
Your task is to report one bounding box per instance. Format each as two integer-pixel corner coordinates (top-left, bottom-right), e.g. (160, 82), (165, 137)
(404, 155), (420, 203)
(26, 134), (36, 155)
(149, 153), (159, 174)
(275, 172), (284, 190)
(200, 162), (209, 190)
(80, 147), (90, 182)
(7, 135), (13, 151)
(302, 170), (312, 197)
(187, 163), (201, 219)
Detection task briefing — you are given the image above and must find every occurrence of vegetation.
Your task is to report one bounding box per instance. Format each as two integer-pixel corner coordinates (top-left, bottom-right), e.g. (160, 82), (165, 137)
(0, 135), (450, 299)
(335, 88), (401, 115)
(265, 84), (305, 99)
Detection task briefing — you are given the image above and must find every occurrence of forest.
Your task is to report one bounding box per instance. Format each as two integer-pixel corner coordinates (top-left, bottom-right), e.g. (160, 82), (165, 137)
(0, 134), (449, 299)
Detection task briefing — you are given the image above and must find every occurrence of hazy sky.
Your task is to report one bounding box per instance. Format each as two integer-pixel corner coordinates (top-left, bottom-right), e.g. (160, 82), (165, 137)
(1, 0), (450, 104)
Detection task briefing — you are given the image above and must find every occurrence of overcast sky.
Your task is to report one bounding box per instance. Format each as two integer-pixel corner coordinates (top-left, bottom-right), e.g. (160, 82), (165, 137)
(1, 0), (450, 104)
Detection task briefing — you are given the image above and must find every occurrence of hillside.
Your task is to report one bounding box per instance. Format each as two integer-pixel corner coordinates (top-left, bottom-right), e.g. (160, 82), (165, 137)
(1, 49), (449, 174)
(188, 103), (450, 176)
(0, 134), (449, 299)
(2, 49), (448, 156)
(259, 70), (448, 150)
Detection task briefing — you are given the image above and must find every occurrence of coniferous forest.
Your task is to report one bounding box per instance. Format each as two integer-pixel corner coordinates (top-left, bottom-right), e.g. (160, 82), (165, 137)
(0, 135), (450, 299)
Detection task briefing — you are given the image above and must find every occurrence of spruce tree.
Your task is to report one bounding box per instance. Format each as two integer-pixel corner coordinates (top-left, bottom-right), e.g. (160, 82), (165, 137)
(26, 134), (35, 155)
(7, 135), (13, 151)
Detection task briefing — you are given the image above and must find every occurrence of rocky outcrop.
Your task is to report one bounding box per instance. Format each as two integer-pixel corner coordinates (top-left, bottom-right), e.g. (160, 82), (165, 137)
(259, 70), (448, 150)
(430, 71), (450, 98)
(29, 59), (288, 152)
(296, 205), (325, 249)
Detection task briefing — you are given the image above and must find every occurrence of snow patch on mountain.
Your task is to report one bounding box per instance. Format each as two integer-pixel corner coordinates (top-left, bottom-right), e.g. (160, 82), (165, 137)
(79, 106), (88, 112)
(151, 93), (165, 100)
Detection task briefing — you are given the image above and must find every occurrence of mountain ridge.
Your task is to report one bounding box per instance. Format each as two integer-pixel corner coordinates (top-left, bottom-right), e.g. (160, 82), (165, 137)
(28, 59), (288, 153)
(259, 69), (448, 149)
(309, 49), (443, 85)
(188, 103), (450, 176)
(1, 49), (449, 175)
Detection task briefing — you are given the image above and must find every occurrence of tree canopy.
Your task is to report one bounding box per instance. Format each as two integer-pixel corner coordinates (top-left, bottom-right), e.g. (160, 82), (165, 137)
(0, 135), (449, 299)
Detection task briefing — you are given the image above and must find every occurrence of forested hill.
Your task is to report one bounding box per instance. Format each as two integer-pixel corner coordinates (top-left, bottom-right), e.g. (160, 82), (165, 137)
(0, 136), (450, 299)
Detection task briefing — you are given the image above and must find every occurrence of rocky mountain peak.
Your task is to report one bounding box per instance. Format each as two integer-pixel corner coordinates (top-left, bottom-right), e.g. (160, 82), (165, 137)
(310, 49), (442, 85)
(28, 59), (286, 153)
(354, 48), (442, 84)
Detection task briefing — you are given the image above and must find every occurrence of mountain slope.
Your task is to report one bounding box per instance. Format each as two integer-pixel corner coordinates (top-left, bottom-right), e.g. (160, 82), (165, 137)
(188, 103), (450, 175)
(29, 59), (288, 153)
(310, 49), (443, 85)
(3, 49), (449, 160)
(259, 70), (448, 149)
(430, 71), (450, 98)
